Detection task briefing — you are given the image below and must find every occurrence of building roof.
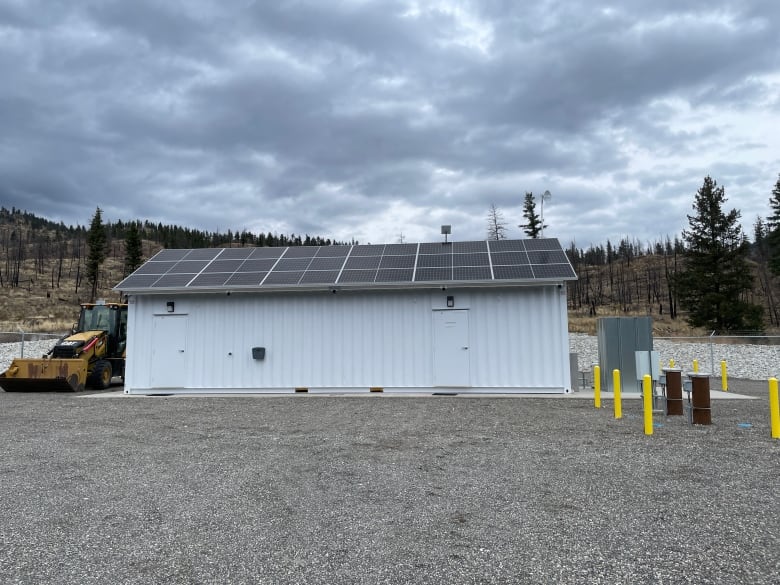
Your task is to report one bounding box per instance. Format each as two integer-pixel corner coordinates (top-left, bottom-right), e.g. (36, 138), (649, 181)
(115, 238), (577, 294)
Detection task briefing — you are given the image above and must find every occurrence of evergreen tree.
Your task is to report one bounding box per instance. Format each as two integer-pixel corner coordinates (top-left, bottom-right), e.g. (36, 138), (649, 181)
(123, 221), (143, 276)
(519, 192), (543, 238)
(765, 175), (780, 274)
(486, 203), (508, 240)
(675, 176), (762, 331)
(86, 207), (107, 301)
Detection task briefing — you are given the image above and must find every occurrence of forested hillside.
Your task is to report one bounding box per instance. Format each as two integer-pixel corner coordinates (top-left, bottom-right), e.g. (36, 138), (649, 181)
(3, 184), (780, 335)
(0, 207), (348, 328)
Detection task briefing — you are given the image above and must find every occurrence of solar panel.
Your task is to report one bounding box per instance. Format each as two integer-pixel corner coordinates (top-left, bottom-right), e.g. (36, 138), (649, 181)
(379, 255), (416, 269)
(274, 258), (312, 271)
(419, 242), (452, 254)
(117, 274), (161, 288)
(344, 256), (381, 270)
(523, 238), (560, 251)
(338, 269), (376, 283)
(351, 244), (385, 256)
(283, 246), (319, 258)
(383, 243), (418, 255)
(167, 260), (210, 274)
(376, 268), (414, 282)
(415, 267), (452, 281)
(203, 259), (246, 273)
(453, 253), (489, 267)
(117, 238), (577, 292)
(531, 264), (578, 279)
(185, 249), (222, 261)
(452, 241), (487, 253)
(493, 265), (534, 279)
(417, 254), (452, 268)
(189, 273), (232, 287)
(225, 272), (267, 286)
(491, 251), (530, 266)
(152, 273), (196, 287)
(134, 261), (177, 275)
(250, 247), (285, 259)
(152, 249), (189, 261)
(315, 245), (351, 258)
(299, 270), (341, 284)
(308, 256), (347, 270)
(453, 266), (492, 281)
(527, 250), (569, 264)
(217, 248), (254, 260)
(263, 271), (304, 285)
(239, 258), (277, 272)
(488, 240), (525, 252)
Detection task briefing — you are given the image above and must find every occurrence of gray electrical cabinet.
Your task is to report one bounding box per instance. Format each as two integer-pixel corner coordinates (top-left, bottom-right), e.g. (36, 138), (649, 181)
(597, 317), (653, 393)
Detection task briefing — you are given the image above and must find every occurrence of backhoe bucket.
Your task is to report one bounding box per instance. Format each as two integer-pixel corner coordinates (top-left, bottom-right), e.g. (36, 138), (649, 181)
(0, 358), (87, 392)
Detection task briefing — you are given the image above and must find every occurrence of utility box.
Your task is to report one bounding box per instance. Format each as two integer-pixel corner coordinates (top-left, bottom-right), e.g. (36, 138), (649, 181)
(597, 316), (653, 393)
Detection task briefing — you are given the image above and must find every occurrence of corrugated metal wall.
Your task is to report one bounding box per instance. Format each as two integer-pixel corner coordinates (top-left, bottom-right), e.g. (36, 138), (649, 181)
(125, 285), (570, 393)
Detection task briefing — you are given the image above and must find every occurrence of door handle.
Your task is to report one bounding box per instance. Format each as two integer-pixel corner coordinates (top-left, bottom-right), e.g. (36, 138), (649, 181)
(462, 346), (468, 350)
(178, 349), (184, 353)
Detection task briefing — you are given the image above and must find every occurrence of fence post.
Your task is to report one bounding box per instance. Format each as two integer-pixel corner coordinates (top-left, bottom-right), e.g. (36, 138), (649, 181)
(721, 361), (728, 392)
(19, 327), (25, 358)
(709, 330), (716, 374)
(692, 359), (699, 373)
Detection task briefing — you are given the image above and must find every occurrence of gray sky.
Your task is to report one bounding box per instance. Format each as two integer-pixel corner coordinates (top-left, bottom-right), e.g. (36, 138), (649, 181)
(2, 0), (779, 249)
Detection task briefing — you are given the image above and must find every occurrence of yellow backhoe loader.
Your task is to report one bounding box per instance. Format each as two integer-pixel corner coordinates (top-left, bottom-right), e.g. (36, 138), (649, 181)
(1, 301), (127, 392)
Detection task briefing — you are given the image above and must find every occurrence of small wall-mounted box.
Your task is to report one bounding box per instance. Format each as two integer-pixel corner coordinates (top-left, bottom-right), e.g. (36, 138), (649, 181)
(252, 347), (266, 360)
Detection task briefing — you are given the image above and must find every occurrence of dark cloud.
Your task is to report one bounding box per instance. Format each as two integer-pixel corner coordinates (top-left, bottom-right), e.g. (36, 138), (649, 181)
(0, 0), (778, 248)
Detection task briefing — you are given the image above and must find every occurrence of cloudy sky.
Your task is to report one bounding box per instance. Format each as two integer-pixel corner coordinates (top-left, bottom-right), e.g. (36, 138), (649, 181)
(2, 1), (779, 249)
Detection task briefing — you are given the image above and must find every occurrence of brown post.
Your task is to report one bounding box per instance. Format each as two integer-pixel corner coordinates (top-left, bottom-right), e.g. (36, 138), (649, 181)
(689, 373), (712, 425)
(663, 368), (683, 416)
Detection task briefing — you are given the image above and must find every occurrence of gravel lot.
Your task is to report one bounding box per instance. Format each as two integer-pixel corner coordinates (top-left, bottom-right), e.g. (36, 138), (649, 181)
(1, 381), (779, 584)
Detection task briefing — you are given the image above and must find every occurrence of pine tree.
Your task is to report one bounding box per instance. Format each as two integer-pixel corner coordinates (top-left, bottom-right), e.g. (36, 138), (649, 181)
(123, 221), (143, 277)
(86, 207), (107, 301)
(764, 175), (780, 274)
(519, 192), (543, 238)
(675, 176), (762, 331)
(486, 203), (508, 240)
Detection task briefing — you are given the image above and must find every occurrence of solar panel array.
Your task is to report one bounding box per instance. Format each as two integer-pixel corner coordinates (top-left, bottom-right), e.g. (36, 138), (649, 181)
(116, 238), (577, 291)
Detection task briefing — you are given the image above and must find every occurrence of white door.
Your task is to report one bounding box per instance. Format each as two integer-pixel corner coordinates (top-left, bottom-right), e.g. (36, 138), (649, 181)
(432, 310), (470, 387)
(151, 315), (187, 388)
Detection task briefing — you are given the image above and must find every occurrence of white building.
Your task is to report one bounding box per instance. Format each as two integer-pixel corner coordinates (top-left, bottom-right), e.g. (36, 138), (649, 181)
(116, 238), (577, 394)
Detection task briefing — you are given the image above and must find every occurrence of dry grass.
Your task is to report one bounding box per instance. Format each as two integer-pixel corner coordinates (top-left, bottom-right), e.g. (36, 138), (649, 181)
(568, 310), (703, 337)
(0, 257), (125, 333)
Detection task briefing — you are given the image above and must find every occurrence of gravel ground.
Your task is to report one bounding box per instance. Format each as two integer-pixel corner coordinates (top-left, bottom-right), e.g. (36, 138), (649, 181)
(0, 382), (779, 584)
(1, 336), (779, 583)
(569, 333), (780, 381)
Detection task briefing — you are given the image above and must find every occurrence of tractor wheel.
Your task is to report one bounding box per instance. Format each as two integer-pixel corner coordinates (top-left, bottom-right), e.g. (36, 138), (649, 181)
(89, 360), (113, 390)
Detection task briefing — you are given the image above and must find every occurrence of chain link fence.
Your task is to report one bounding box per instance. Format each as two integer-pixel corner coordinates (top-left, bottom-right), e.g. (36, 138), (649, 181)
(0, 331), (65, 371)
(652, 334), (780, 380)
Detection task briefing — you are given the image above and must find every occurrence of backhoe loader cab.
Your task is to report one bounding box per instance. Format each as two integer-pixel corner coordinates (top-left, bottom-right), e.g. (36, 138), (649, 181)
(1, 301), (128, 392)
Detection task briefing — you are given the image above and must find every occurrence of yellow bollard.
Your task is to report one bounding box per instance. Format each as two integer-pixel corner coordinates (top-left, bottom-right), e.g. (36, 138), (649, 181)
(613, 369), (622, 419)
(692, 359), (699, 373)
(669, 358), (675, 368)
(643, 374), (653, 436)
(770, 378), (780, 439)
(594, 365), (601, 409)
(721, 361), (728, 392)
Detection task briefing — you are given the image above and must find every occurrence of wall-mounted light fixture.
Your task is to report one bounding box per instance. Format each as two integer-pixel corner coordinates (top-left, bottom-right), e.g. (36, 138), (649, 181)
(166, 301), (175, 313)
(446, 295), (455, 308)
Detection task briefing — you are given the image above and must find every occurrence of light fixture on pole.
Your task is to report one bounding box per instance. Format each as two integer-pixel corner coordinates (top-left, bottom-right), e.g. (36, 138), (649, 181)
(540, 190), (552, 238)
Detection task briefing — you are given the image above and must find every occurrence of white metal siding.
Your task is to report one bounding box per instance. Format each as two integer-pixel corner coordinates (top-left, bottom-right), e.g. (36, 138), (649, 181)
(125, 285), (570, 393)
